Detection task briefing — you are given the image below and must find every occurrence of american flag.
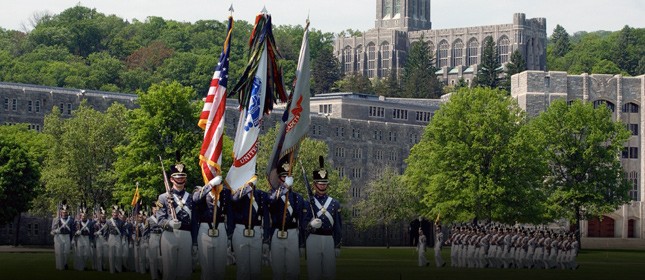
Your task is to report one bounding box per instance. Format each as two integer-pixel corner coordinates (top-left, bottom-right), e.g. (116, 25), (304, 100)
(199, 16), (233, 184)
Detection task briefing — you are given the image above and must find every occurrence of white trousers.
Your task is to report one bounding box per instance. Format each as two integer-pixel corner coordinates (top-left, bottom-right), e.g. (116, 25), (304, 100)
(95, 236), (108, 271)
(271, 228), (300, 280)
(53, 234), (71, 270)
(74, 235), (92, 270)
(148, 233), (162, 280)
(197, 223), (228, 280)
(233, 225), (263, 280)
(306, 234), (336, 280)
(161, 229), (193, 280)
(107, 234), (122, 273)
(135, 242), (148, 274)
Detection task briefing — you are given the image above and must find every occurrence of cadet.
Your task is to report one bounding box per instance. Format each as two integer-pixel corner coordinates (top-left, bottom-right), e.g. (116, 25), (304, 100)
(73, 203), (94, 271)
(147, 203), (163, 280)
(231, 176), (270, 280)
(268, 160), (307, 280)
(134, 210), (148, 274)
(51, 200), (74, 270)
(157, 160), (196, 280)
(416, 228), (429, 266)
(305, 156), (342, 280)
(434, 225), (446, 267)
(193, 175), (234, 280)
(94, 206), (109, 271)
(106, 205), (124, 273)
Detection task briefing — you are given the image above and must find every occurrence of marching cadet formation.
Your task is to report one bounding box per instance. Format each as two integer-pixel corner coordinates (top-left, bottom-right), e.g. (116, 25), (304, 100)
(445, 224), (580, 270)
(50, 156), (343, 279)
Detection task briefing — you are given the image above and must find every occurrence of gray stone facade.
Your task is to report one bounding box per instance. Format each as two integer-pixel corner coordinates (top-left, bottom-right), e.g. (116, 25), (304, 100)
(512, 70), (645, 239)
(335, 0), (547, 86)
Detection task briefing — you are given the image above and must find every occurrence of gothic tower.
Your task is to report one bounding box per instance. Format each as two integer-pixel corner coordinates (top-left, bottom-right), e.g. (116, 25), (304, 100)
(375, 0), (432, 31)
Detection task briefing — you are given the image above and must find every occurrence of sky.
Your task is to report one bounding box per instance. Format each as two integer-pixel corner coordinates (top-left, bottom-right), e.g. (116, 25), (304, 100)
(1, 0), (643, 36)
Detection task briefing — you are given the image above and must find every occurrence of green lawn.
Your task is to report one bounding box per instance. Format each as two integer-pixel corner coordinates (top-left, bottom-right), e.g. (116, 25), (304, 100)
(2, 248), (644, 280)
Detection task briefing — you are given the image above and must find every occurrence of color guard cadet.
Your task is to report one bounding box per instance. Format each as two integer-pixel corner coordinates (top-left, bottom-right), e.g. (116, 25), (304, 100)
(231, 176), (271, 280)
(434, 225), (446, 267)
(106, 205), (124, 273)
(147, 203), (163, 280)
(73, 203), (94, 271)
(157, 160), (196, 280)
(305, 156), (342, 280)
(268, 160), (307, 280)
(51, 200), (74, 270)
(94, 206), (109, 271)
(193, 175), (234, 280)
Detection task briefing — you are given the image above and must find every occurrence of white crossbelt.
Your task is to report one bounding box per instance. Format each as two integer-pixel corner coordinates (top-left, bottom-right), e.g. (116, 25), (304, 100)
(249, 193), (258, 213)
(60, 217), (71, 231)
(314, 197), (334, 226)
(281, 195), (293, 216)
(79, 220), (90, 233)
(173, 192), (191, 217)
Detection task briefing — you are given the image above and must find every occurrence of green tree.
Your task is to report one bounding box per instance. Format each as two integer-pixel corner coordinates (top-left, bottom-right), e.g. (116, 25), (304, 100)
(501, 49), (527, 92)
(401, 37), (442, 98)
(551, 24), (571, 57)
(523, 100), (631, 245)
(354, 166), (418, 248)
(312, 47), (340, 95)
(475, 36), (501, 89)
(112, 81), (202, 207)
(335, 72), (374, 94)
(403, 87), (548, 224)
(612, 25), (641, 76)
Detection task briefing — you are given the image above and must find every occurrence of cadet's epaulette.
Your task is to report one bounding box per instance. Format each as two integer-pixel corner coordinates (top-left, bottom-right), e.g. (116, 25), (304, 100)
(155, 200), (163, 208)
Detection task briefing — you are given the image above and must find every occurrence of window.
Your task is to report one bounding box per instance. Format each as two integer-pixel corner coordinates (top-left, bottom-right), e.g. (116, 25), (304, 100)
(452, 39), (464, 66)
(352, 168), (362, 179)
(389, 150), (398, 161)
(593, 100), (615, 112)
(311, 124), (322, 136)
(437, 41), (449, 67)
(352, 128), (361, 139)
(629, 124), (638, 136)
(622, 147), (629, 159)
(352, 207), (360, 217)
(622, 103), (639, 113)
(416, 111), (432, 122)
(373, 130), (383, 140)
(630, 147), (638, 159)
(389, 131), (398, 142)
(367, 44), (376, 78)
(3, 98), (7, 110)
(629, 171), (639, 201)
(353, 148), (362, 159)
(28, 100), (32, 112)
(319, 104), (333, 114)
(375, 150), (384, 160)
(59, 103), (64, 112)
(12, 99), (17, 111)
(35, 100), (41, 113)
(467, 39), (479, 66)
(343, 46), (353, 73)
(27, 224), (33, 236)
(381, 43), (390, 77)
(336, 127), (344, 137)
(33, 223), (39, 235)
(356, 46), (363, 74)
(335, 147), (346, 158)
(337, 167), (345, 178)
(392, 109), (408, 120)
(410, 133), (418, 144)
(369, 106), (385, 117)
(497, 36), (510, 63)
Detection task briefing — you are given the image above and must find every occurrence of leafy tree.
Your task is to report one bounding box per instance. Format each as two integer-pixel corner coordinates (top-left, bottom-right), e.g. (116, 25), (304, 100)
(255, 124), (350, 204)
(551, 24), (571, 57)
(401, 36), (442, 98)
(591, 59), (622, 74)
(112, 81), (202, 207)
(354, 166), (417, 247)
(404, 87), (548, 224)
(522, 100), (631, 245)
(312, 47), (340, 95)
(335, 72), (374, 94)
(125, 40), (174, 71)
(612, 25), (642, 76)
(475, 36), (501, 89)
(501, 49), (527, 92)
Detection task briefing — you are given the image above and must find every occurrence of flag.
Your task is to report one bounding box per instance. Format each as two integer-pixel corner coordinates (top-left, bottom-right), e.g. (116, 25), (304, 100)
(133, 198), (142, 216)
(267, 21), (311, 189)
(199, 16), (233, 185)
(226, 12), (286, 191)
(130, 183), (141, 207)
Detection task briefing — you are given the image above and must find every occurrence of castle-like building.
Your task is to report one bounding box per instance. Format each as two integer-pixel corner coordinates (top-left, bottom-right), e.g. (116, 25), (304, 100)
(334, 0), (547, 85)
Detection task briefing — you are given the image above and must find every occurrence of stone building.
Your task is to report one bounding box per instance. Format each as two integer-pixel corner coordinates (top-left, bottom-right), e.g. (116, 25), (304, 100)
(334, 0), (547, 85)
(512, 70), (645, 239)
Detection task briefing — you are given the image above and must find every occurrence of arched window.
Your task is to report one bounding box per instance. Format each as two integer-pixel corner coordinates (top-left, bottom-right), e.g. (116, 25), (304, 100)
(452, 39), (464, 66)
(437, 40), (449, 67)
(593, 100), (615, 112)
(355, 45), (363, 75)
(343, 46), (353, 73)
(381, 42), (390, 77)
(367, 43), (377, 78)
(467, 38), (479, 66)
(497, 36), (510, 64)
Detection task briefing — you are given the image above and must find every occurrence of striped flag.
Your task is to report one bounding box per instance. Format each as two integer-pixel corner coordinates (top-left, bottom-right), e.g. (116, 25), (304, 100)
(198, 16), (233, 185)
(130, 182), (141, 207)
(267, 22), (311, 188)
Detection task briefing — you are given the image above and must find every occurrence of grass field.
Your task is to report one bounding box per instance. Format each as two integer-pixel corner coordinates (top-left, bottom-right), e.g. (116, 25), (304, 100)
(2, 247), (644, 280)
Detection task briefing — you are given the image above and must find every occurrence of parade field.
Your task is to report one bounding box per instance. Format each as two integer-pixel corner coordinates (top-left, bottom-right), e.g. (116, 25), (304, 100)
(1, 247), (644, 280)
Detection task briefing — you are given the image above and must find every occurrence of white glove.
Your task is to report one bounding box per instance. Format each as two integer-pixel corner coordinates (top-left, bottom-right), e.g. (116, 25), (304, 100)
(50, 230), (56, 236)
(170, 219), (181, 230)
(208, 176), (222, 187)
(310, 218), (322, 229)
(335, 248), (341, 257)
(284, 176), (294, 187)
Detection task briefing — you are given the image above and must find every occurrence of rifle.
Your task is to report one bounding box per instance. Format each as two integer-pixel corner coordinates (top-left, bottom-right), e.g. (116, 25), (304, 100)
(159, 156), (178, 220)
(298, 160), (316, 217)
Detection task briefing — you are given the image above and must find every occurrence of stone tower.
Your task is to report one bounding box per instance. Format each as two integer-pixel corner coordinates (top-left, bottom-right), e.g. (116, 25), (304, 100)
(375, 0), (432, 31)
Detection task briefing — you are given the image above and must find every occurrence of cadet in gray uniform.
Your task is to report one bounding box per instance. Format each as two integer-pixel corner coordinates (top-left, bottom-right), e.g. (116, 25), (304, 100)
(94, 206), (109, 271)
(73, 203), (94, 271)
(305, 156), (342, 280)
(147, 204), (163, 280)
(434, 225), (446, 267)
(416, 228), (428, 266)
(51, 200), (74, 270)
(106, 205), (124, 273)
